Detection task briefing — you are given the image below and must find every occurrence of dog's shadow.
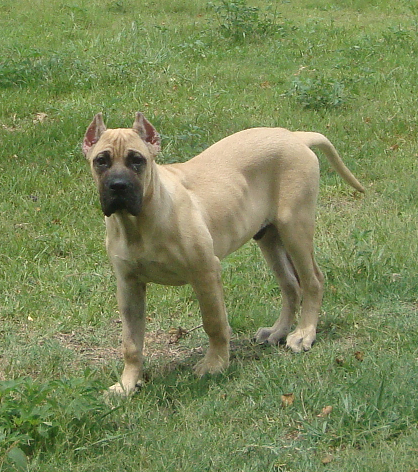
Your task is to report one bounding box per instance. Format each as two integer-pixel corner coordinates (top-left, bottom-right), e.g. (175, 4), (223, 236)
(138, 338), (276, 401)
(139, 321), (344, 399)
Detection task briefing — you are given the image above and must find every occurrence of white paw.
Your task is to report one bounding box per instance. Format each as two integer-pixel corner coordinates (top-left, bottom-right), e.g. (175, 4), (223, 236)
(107, 381), (142, 397)
(193, 350), (229, 377)
(286, 327), (316, 353)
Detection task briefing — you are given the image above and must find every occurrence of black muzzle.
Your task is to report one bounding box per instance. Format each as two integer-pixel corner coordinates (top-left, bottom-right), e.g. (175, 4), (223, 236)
(100, 173), (143, 217)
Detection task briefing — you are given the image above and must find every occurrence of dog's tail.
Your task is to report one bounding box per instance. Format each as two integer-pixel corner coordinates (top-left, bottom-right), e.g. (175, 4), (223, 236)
(294, 131), (365, 193)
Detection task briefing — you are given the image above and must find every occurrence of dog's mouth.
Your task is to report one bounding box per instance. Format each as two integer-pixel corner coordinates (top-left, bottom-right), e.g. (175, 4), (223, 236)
(100, 177), (143, 217)
(101, 196), (142, 217)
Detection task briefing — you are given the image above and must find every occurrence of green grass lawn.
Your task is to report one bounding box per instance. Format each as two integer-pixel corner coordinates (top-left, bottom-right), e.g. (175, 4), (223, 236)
(1, 0), (418, 470)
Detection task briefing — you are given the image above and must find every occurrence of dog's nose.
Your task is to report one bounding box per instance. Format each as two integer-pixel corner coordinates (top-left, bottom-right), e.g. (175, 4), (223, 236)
(109, 179), (129, 192)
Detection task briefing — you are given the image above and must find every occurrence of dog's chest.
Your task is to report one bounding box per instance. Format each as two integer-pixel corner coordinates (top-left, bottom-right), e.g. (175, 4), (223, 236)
(107, 238), (188, 286)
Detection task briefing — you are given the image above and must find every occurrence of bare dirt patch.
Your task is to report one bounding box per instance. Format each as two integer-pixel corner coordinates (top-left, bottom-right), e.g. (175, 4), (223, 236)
(52, 324), (205, 370)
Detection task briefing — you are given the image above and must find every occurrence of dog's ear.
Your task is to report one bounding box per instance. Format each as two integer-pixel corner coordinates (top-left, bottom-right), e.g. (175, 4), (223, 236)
(132, 112), (161, 154)
(82, 113), (107, 157)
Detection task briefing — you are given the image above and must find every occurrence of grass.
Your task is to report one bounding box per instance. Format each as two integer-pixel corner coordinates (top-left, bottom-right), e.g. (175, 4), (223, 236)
(1, 0), (418, 470)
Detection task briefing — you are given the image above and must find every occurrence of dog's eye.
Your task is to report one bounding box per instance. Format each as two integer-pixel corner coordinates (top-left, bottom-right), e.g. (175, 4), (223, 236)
(127, 152), (146, 172)
(94, 153), (111, 169)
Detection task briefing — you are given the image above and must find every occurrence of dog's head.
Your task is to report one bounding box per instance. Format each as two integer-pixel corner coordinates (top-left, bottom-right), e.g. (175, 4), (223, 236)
(82, 112), (161, 217)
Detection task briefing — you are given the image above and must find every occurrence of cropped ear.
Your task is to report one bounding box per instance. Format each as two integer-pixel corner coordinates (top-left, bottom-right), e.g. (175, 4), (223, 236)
(132, 112), (161, 154)
(82, 113), (107, 157)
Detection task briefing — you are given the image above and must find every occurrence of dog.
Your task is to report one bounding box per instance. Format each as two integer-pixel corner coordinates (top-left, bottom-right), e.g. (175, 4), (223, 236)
(82, 112), (364, 395)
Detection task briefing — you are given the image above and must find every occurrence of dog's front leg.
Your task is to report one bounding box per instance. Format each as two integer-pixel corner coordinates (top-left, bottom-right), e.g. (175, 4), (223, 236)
(109, 277), (146, 396)
(192, 259), (231, 376)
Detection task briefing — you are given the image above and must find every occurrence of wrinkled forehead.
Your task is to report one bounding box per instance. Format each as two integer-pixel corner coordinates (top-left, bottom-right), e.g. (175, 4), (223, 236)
(91, 128), (149, 158)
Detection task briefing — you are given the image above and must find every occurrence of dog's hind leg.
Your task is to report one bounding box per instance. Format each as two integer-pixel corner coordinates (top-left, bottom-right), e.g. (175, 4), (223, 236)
(276, 211), (324, 353)
(254, 225), (302, 345)
(192, 258), (231, 376)
(285, 257), (324, 352)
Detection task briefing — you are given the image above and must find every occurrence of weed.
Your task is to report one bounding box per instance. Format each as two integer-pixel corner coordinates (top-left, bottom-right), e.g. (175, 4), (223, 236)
(0, 52), (95, 91)
(171, 123), (209, 159)
(0, 54), (45, 89)
(208, 0), (287, 41)
(178, 39), (211, 60)
(107, 0), (128, 14)
(287, 75), (348, 110)
(0, 376), (113, 469)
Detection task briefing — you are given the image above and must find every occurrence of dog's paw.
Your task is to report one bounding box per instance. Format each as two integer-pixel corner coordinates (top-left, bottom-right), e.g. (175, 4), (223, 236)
(286, 327), (316, 353)
(107, 381), (142, 397)
(254, 326), (291, 345)
(193, 350), (229, 377)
